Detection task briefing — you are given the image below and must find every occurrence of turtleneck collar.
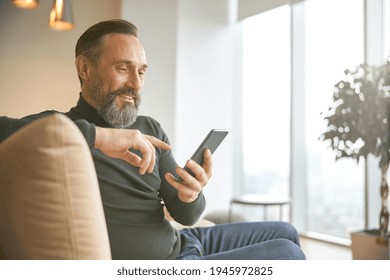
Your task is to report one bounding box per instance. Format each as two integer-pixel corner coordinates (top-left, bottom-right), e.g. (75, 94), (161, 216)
(66, 94), (113, 128)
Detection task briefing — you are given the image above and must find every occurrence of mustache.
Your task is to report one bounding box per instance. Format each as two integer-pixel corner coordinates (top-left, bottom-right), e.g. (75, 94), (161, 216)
(107, 87), (141, 108)
(112, 87), (139, 98)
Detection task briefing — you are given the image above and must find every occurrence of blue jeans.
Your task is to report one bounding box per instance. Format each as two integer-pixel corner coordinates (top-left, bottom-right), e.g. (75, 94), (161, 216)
(176, 221), (306, 260)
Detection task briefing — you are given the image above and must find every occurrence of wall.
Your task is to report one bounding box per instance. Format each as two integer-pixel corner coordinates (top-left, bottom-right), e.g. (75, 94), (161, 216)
(0, 0), (121, 118)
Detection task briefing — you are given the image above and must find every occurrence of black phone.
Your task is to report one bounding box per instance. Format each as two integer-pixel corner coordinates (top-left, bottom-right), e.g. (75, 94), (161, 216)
(176, 129), (228, 182)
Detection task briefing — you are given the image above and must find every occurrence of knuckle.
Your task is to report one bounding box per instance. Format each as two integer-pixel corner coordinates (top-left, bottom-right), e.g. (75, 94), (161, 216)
(133, 129), (142, 137)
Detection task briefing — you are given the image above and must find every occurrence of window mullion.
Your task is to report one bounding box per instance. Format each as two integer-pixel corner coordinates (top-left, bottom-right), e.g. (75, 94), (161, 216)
(290, 0), (307, 233)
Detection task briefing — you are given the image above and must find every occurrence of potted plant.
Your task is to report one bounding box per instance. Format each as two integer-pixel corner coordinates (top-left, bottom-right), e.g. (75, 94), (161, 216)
(319, 59), (390, 259)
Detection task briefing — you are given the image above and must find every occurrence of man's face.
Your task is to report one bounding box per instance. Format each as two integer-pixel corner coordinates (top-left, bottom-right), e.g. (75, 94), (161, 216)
(85, 33), (147, 128)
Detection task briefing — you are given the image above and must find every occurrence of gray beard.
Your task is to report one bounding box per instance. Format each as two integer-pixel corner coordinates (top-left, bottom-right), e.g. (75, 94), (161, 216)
(97, 93), (139, 128)
(88, 80), (140, 128)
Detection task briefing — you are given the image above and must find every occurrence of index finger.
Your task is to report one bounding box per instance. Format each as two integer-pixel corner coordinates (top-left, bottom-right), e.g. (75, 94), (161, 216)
(144, 135), (171, 150)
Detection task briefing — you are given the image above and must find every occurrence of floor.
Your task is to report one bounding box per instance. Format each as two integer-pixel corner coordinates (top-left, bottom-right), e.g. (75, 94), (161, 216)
(299, 236), (352, 260)
(231, 210), (353, 260)
(206, 208), (354, 260)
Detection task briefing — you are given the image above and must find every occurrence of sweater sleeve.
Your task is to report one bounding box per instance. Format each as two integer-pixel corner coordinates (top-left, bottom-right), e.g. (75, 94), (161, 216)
(23, 110), (97, 148)
(0, 111), (57, 142)
(163, 188), (206, 226)
(0, 112), (96, 149)
(72, 119), (96, 148)
(0, 116), (33, 143)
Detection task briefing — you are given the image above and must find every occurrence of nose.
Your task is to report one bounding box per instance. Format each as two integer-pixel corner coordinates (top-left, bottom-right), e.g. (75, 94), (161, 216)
(125, 71), (143, 91)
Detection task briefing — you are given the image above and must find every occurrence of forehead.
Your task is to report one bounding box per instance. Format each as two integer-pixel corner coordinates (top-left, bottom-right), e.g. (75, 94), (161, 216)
(100, 33), (147, 64)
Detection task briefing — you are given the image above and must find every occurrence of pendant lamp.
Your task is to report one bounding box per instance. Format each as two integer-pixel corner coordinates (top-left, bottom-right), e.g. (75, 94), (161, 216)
(49, 0), (75, 31)
(12, 0), (39, 9)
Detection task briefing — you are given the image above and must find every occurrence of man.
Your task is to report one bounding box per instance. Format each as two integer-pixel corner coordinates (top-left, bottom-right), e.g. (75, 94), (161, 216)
(0, 19), (305, 260)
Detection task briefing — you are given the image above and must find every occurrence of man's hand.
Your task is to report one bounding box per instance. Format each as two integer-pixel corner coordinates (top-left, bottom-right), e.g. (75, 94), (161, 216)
(95, 127), (171, 175)
(165, 149), (212, 203)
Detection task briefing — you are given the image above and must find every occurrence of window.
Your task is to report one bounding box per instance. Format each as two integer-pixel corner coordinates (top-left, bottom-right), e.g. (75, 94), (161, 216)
(241, 5), (291, 210)
(241, 0), (367, 240)
(304, 0), (365, 239)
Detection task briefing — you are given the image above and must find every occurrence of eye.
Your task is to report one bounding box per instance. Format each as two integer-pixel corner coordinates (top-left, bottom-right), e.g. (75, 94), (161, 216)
(116, 64), (128, 72)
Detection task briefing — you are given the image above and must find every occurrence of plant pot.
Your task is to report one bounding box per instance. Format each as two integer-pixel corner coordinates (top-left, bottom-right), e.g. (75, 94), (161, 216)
(350, 229), (389, 259)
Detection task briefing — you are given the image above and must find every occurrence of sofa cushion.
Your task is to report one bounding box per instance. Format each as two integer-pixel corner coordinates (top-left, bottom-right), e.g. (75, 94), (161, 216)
(203, 210), (248, 224)
(0, 114), (111, 259)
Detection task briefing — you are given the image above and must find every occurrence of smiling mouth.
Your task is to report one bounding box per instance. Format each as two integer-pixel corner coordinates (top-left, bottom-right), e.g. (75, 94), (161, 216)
(117, 93), (134, 104)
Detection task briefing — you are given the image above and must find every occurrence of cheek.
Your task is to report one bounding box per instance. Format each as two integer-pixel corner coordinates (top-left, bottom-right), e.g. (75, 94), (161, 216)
(92, 77), (116, 95)
(106, 73), (128, 91)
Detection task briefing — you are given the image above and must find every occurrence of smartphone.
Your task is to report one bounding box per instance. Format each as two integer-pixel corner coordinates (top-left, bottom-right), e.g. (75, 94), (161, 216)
(176, 129), (228, 182)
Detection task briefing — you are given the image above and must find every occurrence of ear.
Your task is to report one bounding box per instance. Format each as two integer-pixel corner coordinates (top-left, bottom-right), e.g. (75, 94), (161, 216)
(75, 55), (92, 82)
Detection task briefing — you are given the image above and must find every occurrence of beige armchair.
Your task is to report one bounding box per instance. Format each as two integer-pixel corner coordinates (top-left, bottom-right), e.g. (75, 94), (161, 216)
(0, 114), (111, 259)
